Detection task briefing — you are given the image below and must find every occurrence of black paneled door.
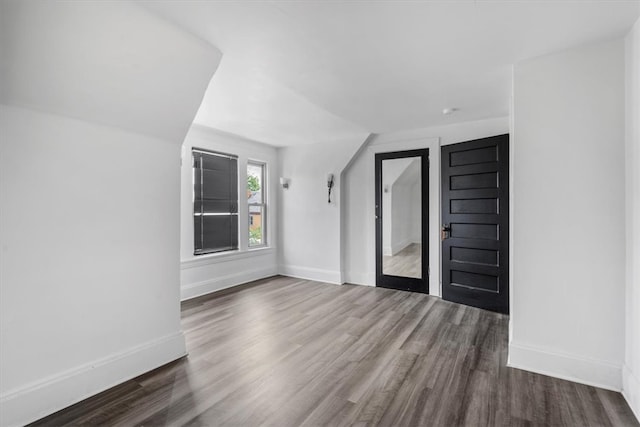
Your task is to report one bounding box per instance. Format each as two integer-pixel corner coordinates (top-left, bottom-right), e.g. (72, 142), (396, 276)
(441, 135), (509, 314)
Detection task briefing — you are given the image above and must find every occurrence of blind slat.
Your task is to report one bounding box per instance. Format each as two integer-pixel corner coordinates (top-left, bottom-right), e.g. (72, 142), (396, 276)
(193, 149), (239, 254)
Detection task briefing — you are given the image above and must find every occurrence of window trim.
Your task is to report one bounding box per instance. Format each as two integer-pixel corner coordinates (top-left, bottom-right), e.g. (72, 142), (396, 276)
(247, 160), (267, 249)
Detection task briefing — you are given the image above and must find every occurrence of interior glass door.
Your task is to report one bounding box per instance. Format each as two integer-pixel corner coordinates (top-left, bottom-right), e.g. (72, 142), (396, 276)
(375, 149), (429, 293)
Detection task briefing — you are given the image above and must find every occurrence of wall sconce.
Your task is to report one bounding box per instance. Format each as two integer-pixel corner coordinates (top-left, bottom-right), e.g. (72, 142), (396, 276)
(280, 177), (289, 189)
(327, 173), (334, 203)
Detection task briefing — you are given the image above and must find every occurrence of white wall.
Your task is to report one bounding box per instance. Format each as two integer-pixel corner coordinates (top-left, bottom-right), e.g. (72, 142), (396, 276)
(624, 17), (640, 419)
(277, 136), (369, 284)
(382, 180), (393, 256)
(0, 2), (221, 426)
(410, 181), (422, 244)
(381, 158), (415, 256)
(343, 117), (509, 295)
(180, 126), (279, 300)
(0, 106), (185, 426)
(391, 184), (412, 255)
(390, 164), (421, 256)
(510, 38), (626, 390)
(390, 184), (413, 255)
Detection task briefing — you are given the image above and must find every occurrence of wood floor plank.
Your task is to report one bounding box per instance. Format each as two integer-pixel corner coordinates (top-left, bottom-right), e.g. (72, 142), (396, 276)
(30, 276), (639, 427)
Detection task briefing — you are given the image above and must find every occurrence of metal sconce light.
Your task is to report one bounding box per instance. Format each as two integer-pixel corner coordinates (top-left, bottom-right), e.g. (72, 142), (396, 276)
(327, 173), (334, 203)
(280, 177), (289, 189)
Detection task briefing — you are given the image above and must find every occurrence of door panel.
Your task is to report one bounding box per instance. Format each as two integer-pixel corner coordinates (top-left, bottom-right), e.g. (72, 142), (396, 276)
(442, 135), (509, 313)
(451, 247), (498, 266)
(450, 198), (498, 214)
(449, 146), (497, 166)
(450, 172), (497, 190)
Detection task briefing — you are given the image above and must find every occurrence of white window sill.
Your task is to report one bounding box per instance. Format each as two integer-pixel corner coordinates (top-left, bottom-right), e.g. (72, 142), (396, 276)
(181, 246), (275, 270)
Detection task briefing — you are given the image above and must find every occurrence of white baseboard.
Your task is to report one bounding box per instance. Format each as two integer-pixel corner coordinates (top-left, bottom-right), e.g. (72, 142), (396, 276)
(508, 342), (622, 391)
(0, 332), (186, 427)
(391, 239), (411, 256)
(344, 272), (375, 286)
(279, 265), (342, 284)
(623, 363), (640, 422)
(181, 266), (277, 301)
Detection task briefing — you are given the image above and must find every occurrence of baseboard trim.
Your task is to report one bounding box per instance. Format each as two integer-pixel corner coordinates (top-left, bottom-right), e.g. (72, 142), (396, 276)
(508, 342), (622, 391)
(344, 272), (375, 286)
(0, 332), (186, 427)
(278, 265), (342, 284)
(181, 266), (277, 301)
(623, 363), (640, 422)
(391, 239), (412, 256)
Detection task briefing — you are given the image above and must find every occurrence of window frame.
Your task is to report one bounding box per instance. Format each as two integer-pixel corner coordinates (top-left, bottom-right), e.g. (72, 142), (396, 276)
(247, 160), (267, 249)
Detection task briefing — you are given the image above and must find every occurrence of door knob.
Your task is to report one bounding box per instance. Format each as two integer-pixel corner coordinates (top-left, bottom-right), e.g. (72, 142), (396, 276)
(441, 224), (451, 240)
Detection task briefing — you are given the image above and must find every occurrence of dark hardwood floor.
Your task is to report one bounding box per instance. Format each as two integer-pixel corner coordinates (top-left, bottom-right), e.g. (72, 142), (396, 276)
(31, 276), (638, 426)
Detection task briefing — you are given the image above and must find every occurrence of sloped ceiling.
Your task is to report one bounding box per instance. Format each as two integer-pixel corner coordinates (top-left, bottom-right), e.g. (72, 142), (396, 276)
(141, 0), (639, 146)
(193, 56), (369, 147)
(0, 1), (222, 143)
(395, 159), (421, 187)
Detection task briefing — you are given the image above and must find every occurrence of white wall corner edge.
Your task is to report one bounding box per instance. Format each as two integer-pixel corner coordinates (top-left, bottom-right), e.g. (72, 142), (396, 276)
(180, 266), (278, 301)
(507, 342), (622, 392)
(0, 332), (187, 427)
(623, 364), (640, 421)
(279, 265), (343, 285)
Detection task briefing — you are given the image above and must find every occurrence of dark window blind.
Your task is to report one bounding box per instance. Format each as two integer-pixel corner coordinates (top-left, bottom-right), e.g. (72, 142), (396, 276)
(193, 149), (238, 255)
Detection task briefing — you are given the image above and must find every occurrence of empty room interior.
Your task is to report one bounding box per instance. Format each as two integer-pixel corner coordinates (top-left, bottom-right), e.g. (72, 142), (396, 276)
(2, 0), (640, 425)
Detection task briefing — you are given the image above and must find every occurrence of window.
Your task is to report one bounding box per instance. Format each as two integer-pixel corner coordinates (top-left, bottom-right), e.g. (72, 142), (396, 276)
(193, 149), (238, 255)
(247, 161), (266, 247)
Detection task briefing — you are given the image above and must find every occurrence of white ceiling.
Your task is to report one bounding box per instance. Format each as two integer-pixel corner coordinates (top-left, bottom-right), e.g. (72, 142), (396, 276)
(141, 0), (640, 147)
(192, 56), (369, 147)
